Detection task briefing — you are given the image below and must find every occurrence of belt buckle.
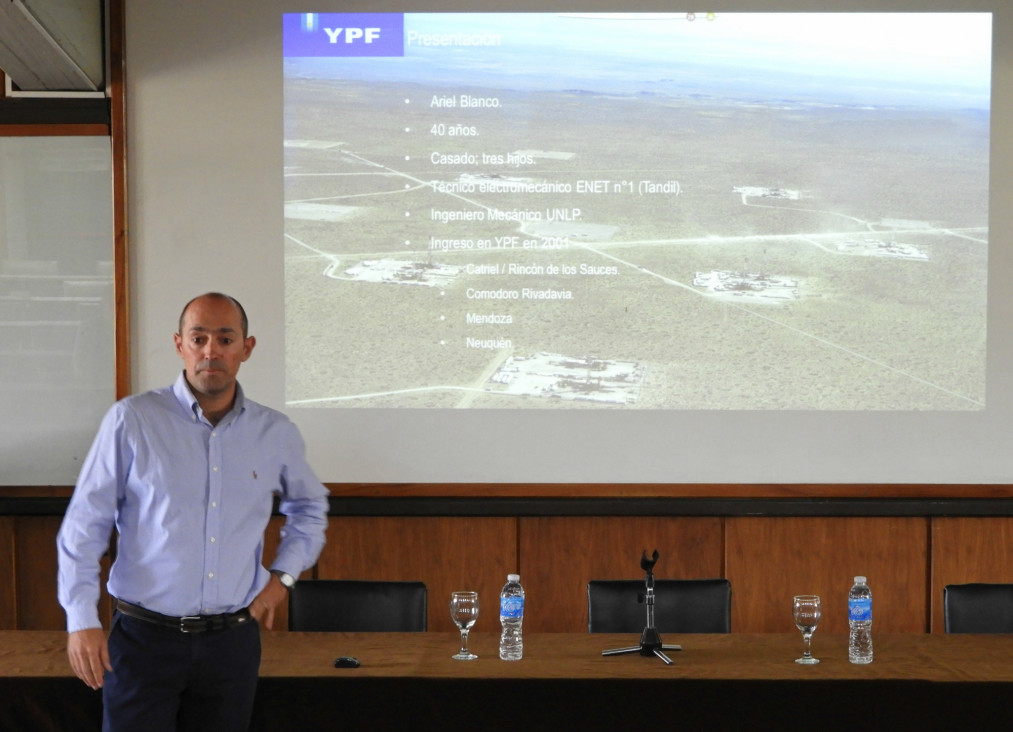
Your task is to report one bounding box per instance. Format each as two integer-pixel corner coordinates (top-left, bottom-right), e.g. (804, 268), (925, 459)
(179, 615), (204, 633)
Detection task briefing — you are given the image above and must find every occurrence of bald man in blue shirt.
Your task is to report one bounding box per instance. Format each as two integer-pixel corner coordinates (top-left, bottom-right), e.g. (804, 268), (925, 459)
(57, 292), (329, 731)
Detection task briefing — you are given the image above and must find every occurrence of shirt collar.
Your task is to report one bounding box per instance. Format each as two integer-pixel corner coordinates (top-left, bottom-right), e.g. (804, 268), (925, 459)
(172, 370), (246, 424)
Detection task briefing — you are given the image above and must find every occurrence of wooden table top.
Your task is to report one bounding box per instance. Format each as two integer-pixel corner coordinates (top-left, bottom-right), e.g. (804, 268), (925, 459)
(5, 630), (1013, 683)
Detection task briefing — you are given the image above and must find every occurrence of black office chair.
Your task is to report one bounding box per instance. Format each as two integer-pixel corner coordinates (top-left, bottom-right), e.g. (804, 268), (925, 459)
(587, 578), (731, 634)
(288, 579), (428, 632)
(943, 583), (1013, 633)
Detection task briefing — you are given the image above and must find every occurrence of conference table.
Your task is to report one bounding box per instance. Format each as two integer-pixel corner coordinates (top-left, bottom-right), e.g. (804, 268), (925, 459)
(3, 630), (1013, 730)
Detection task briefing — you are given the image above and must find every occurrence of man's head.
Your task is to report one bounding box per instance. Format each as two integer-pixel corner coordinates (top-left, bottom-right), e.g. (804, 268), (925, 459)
(178, 292), (249, 339)
(174, 293), (255, 404)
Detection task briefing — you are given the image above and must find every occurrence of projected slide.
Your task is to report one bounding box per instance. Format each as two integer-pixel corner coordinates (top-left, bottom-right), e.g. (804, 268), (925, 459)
(283, 12), (990, 410)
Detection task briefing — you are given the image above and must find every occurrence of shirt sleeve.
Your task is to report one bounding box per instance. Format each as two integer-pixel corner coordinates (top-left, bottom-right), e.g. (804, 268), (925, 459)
(270, 421), (329, 578)
(56, 404), (125, 633)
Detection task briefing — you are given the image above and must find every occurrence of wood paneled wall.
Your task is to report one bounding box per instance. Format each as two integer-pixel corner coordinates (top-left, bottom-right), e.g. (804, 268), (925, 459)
(517, 517), (724, 633)
(726, 517), (929, 633)
(0, 517), (14, 629)
(7, 513), (1013, 635)
(931, 518), (1013, 633)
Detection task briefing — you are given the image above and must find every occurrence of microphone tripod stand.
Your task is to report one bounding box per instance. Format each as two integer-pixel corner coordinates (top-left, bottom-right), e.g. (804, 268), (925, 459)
(601, 550), (682, 665)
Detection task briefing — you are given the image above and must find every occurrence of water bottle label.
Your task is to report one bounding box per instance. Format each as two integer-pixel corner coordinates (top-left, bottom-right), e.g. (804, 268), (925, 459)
(849, 597), (872, 621)
(501, 596), (524, 618)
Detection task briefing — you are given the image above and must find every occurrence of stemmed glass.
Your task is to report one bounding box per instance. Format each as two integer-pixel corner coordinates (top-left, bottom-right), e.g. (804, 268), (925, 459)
(793, 594), (821, 665)
(450, 591), (480, 660)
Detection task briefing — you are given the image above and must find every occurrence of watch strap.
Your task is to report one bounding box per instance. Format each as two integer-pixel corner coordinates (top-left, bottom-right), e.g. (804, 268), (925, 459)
(270, 569), (296, 589)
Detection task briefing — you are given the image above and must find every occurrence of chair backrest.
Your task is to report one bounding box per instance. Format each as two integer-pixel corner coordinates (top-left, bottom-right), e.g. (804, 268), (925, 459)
(587, 578), (731, 634)
(289, 579), (428, 632)
(943, 583), (1013, 633)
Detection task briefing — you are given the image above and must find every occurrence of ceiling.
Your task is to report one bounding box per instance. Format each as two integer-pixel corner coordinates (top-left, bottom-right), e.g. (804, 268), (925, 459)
(0, 0), (104, 94)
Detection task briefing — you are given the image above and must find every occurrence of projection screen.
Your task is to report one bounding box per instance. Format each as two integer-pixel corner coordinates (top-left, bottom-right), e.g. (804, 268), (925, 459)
(127, 1), (1013, 486)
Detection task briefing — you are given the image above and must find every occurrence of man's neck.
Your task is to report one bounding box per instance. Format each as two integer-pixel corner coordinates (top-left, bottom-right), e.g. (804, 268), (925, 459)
(184, 378), (236, 426)
(200, 402), (231, 426)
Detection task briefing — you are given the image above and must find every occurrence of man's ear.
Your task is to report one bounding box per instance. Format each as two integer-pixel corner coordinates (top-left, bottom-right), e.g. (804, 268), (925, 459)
(242, 335), (257, 362)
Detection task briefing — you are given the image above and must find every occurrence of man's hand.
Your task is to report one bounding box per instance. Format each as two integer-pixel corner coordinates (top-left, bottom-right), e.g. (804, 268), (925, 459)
(67, 628), (111, 690)
(249, 573), (289, 630)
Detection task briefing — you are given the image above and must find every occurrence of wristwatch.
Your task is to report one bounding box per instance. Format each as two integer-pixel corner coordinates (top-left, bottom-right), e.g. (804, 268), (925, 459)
(270, 569), (296, 590)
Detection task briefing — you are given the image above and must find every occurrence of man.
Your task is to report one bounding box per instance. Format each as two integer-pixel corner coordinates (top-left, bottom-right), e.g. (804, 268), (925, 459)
(57, 292), (329, 731)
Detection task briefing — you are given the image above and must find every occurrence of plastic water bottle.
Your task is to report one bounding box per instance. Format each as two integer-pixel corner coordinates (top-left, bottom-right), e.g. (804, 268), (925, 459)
(848, 575), (873, 664)
(499, 573), (525, 661)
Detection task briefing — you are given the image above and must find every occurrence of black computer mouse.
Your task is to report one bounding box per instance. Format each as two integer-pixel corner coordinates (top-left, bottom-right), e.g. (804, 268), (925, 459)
(333, 656), (360, 668)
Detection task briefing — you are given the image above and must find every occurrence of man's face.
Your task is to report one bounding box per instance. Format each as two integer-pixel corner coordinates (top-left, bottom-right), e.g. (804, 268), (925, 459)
(173, 296), (255, 400)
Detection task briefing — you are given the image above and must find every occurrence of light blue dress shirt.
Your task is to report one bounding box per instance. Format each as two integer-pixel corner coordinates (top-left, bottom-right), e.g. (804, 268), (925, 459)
(57, 371), (329, 633)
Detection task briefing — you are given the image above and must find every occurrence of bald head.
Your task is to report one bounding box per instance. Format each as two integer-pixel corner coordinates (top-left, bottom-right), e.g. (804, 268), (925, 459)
(178, 293), (249, 339)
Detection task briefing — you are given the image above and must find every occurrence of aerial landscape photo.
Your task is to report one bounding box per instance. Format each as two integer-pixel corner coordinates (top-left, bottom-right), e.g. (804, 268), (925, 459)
(283, 12), (990, 410)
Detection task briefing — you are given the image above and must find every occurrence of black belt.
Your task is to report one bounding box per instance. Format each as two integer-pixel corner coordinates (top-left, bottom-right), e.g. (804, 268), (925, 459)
(115, 599), (252, 633)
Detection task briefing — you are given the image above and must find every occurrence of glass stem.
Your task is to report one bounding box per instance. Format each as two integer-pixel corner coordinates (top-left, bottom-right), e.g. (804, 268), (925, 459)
(459, 628), (470, 654)
(803, 632), (812, 658)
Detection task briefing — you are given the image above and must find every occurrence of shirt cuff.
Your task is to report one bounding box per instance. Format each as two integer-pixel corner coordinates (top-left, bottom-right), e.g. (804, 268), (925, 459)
(64, 604), (103, 634)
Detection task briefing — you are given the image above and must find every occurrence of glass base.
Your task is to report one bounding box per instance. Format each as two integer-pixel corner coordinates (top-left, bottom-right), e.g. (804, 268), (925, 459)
(452, 652), (478, 660)
(795, 656), (820, 664)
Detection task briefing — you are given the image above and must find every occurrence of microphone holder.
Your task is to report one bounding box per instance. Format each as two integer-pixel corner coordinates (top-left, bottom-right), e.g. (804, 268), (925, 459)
(601, 550), (682, 665)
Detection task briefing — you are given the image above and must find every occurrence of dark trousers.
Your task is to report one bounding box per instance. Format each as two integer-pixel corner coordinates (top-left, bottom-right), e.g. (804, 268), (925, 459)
(103, 612), (261, 732)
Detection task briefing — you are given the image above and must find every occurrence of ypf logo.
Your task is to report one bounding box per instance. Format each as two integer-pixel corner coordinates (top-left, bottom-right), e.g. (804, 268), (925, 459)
(323, 27), (382, 45)
(283, 13), (405, 58)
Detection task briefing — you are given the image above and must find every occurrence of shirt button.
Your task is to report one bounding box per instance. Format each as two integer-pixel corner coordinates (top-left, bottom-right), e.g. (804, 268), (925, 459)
(211, 502), (218, 508)
(210, 537), (216, 543)
(208, 572), (215, 579)
(212, 466), (219, 472)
